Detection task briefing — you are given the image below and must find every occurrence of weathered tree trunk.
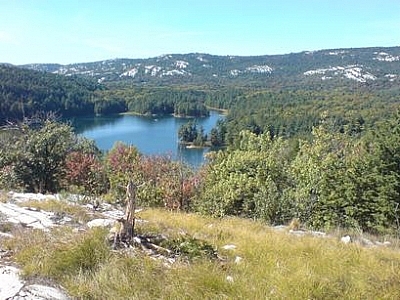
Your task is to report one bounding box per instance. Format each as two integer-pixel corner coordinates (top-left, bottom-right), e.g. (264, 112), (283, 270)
(111, 180), (139, 249)
(124, 179), (136, 242)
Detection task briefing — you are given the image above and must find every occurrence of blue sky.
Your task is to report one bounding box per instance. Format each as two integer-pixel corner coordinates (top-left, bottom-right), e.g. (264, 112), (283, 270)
(0, 0), (399, 64)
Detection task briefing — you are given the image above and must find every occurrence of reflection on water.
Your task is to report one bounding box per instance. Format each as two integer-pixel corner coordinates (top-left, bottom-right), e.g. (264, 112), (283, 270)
(70, 114), (124, 133)
(70, 111), (224, 168)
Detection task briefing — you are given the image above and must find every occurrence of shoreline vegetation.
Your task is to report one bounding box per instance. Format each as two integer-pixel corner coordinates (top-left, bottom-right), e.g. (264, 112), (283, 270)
(120, 106), (227, 119)
(120, 107), (225, 150)
(180, 140), (212, 149)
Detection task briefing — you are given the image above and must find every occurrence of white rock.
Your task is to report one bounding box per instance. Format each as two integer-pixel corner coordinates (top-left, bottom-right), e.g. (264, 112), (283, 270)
(272, 225), (287, 231)
(226, 275), (234, 283)
(375, 241), (391, 247)
(87, 218), (114, 228)
(360, 237), (374, 247)
(0, 232), (13, 238)
(22, 284), (70, 300)
(175, 60), (189, 69)
(310, 231), (327, 237)
(0, 203), (55, 229)
(9, 192), (57, 203)
(341, 235), (351, 244)
(234, 256), (243, 264)
(120, 68), (138, 78)
(289, 230), (306, 236)
(222, 244), (236, 250)
(0, 266), (24, 299)
(246, 65), (273, 74)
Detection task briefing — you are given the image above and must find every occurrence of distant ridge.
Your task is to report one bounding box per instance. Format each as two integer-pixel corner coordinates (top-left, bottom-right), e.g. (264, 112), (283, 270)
(18, 46), (400, 88)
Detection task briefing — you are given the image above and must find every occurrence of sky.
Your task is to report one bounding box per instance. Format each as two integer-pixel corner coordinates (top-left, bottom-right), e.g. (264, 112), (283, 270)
(0, 0), (399, 65)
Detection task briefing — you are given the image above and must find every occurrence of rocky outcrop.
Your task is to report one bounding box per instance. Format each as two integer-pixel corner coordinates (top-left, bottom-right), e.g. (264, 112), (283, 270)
(0, 203), (59, 230)
(0, 191), (125, 300)
(0, 265), (70, 300)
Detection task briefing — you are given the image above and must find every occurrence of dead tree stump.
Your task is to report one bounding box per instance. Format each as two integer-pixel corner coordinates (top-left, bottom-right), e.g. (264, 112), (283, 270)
(124, 179), (136, 242)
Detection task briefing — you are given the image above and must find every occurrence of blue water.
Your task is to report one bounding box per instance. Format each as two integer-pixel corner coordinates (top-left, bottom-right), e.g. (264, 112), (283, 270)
(72, 111), (224, 167)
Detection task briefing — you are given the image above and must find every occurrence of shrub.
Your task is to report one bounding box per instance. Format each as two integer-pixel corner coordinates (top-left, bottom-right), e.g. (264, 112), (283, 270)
(64, 151), (109, 197)
(0, 116), (98, 193)
(195, 130), (293, 222)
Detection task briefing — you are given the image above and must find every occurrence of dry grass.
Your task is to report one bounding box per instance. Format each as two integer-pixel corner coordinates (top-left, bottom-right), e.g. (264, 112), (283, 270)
(0, 190), (9, 203)
(4, 208), (400, 299)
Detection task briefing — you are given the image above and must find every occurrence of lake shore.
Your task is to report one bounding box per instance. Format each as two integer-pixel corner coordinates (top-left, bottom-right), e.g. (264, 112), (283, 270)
(72, 110), (224, 167)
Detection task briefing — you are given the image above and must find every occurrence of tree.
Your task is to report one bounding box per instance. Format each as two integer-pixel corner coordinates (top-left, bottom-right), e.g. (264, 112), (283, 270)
(178, 121), (198, 143)
(210, 119), (227, 147)
(195, 130), (294, 224)
(64, 151), (108, 197)
(0, 116), (92, 193)
(193, 126), (206, 146)
(290, 114), (400, 233)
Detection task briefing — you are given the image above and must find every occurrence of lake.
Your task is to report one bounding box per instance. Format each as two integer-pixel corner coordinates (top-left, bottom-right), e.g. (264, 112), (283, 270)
(71, 111), (224, 167)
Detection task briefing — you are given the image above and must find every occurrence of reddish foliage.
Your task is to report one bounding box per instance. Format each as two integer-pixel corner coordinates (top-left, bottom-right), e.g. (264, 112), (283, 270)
(107, 143), (140, 175)
(64, 151), (107, 195)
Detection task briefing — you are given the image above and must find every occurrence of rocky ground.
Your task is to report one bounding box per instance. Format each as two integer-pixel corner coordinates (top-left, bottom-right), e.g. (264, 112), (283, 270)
(0, 192), (126, 300)
(0, 191), (395, 299)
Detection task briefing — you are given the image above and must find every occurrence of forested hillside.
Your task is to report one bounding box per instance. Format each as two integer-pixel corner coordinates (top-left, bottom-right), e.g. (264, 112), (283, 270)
(0, 65), (102, 122)
(206, 87), (400, 143)
(12, 46), (400, 141)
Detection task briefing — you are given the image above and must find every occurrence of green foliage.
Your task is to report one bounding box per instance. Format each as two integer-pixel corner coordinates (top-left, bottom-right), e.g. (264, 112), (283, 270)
(290, 115), (400, 232)
(0, 165), (19, 191)
(160, 234), (216, 261)
(195, 110), (400, 233)
(0, 116), (102, 194)
(0, 65), (100, 123)
(0, 117), (83, 193)
(178, 120), (208, 146)
(209, 118), (227, 147)
(109, 87), (209, 117)
(218, 89), (399, 147)
(178, 120), (198, 143)
(93, 95), (127, 115)
(195, 130), (294, 224)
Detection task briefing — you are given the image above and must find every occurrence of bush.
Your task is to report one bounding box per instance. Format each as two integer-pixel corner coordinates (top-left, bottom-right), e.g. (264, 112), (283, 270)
(195, 130), (293, 222)
(0, 116), (98, 193)
(64, 151), (109, 197)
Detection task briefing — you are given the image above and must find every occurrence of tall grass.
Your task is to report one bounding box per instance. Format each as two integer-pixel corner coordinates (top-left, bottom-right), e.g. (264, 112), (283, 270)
(4, 208), (400, 299)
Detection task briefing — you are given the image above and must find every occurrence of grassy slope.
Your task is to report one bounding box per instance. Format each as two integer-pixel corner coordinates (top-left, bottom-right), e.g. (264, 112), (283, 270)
(4, 207), (400, 299)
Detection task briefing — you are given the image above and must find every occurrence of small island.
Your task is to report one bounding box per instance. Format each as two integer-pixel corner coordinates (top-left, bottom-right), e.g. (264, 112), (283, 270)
(178, 119), (225, 148)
